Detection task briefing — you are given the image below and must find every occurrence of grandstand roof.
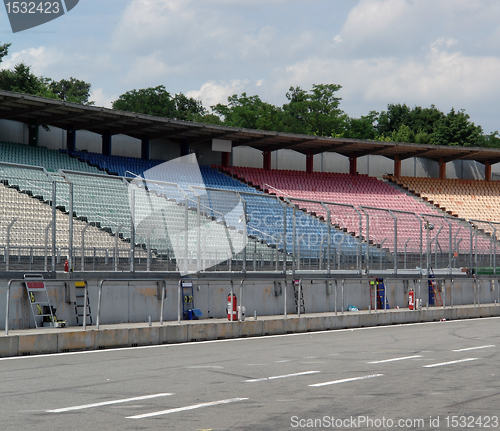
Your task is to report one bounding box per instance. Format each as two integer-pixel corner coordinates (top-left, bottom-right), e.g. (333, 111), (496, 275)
(1, 89), (500, 164)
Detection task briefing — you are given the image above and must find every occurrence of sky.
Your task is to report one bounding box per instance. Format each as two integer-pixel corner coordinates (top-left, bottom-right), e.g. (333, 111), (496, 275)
(1, 0), (500, 134)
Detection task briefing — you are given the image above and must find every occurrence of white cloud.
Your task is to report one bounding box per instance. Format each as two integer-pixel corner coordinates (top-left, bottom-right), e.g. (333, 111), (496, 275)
(0, 46), (63, 75)
(90, 88), (117, 109)
(187, 80), (250, 108)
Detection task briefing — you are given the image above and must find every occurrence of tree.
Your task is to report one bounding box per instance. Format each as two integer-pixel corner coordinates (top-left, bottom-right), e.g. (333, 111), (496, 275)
(49, 77), (93, 105)
(430, 108), (482, 147)
(0, 42), (11, 63)
(172, 92), (206, 121)
(112, 85), (175, 117)
(343, 111), (379, 140)
(0, 62), (46, 95)
(283, 84), (346, 136)
(212, 93), (285, 131)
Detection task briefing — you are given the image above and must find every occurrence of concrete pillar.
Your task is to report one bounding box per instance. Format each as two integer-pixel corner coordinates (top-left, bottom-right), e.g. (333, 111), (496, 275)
(28, 123), (39, 147)
(438, 158), (446, 180)
(141, 135), (150, 160)
(349, 156), (357, 176)
(485, 160), (491, 182)
(221, 151), (230, 168)
(263, 147), (271, 171)
(66, 126), (76, 153)
(306, 151), (313, 174)
(394, 156), (401, 178)
(180, 140), (189, 157)
(102, 131), (112, 156)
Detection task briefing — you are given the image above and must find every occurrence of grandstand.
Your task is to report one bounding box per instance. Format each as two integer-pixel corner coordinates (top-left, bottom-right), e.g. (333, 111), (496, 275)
(0, 90), (499, 276)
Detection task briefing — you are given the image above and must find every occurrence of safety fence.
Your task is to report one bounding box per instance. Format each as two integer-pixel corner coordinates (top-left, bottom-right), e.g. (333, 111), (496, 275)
(0, 168), (498, 275)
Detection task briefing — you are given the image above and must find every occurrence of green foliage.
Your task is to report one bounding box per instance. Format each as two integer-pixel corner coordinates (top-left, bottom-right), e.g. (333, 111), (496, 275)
(112, 86), (206, 121)
(0, 42), (11, 63)
(430, 108), (482, 147)
(282, 84), (345, 136)
(49, 77), (93, 105)
(343, 111), (378, 140)
(112, 85), (175, 117)
(212, 93), (285, 131)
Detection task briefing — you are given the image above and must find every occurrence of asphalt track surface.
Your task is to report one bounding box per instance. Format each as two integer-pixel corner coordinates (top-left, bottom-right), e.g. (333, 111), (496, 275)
(1, 317), (499, 431)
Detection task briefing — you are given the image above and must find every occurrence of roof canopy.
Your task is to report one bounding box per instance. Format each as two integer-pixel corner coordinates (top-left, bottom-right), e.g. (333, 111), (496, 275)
(1, 90), (499, 164)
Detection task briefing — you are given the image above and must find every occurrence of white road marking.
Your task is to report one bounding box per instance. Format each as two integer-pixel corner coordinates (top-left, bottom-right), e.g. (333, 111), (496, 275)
(452, 345), (495, 352)
(3, 316), (498, 362)
(46, 393), (173, 413)
(185, 365), (224, 369)
(423, 358), (478, 368)
(368, 355), (422, 364)
(244, 370), (320, 383)
(309, 374), (383, 387)
(126, 397), (248, 419)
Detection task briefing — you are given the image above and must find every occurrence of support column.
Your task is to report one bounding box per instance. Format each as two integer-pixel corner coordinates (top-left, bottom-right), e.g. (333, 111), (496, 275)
(349, 156), (357, 176)
(141, 134), (150, 160)
(102, 131), (112, 156)
(485, 160), (492, 182)
(66, 126), (76, 153)
(394, 156), (401, 178)
(263, 147), (271, 171)
(180, 139), (189, 157)
(28, 123), (39, 147)
(221, 151), (230, 168)
(438, 158), (446, 180)
(306, 151), (313, 174)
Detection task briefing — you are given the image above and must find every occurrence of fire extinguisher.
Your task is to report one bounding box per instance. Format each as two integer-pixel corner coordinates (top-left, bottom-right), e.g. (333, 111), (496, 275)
(408, 288), (415, 310)
(64, 259), (69, 273)
(227, 293), (237, 321)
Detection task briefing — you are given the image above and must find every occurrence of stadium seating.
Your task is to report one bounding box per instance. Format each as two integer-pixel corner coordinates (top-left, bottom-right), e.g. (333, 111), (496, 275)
(221, 166), (492, 254)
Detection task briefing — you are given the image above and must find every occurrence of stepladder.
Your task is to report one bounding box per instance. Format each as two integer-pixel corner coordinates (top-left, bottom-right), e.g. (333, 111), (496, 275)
(293, 279), (305, 314)
(74, 281), (92, 326)
(25, 276), (65, 328)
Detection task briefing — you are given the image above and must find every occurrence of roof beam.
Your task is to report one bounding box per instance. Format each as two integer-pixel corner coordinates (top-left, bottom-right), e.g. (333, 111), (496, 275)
(347, 143), (395, 159)
(78, 116), (127, 131)
(35, 110), (95, 125)
(107, 121), (157, 136)
(187, 129), (240, 145)
(280, 137), (318, 150)
(234, 134), (279, 148)
(148, 126), (192, 140)
(441, 150), (482, 163)
(0, 104), (50, 119)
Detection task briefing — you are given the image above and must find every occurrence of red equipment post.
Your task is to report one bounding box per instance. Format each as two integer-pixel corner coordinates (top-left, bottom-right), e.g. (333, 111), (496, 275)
(227, 293), (237, 321)
(408, 288), (415, 310)
(64, 259), (69, 273)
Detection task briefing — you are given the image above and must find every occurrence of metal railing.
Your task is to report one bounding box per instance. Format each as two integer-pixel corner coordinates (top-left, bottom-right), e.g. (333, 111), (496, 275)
(0, 169), (498, 275)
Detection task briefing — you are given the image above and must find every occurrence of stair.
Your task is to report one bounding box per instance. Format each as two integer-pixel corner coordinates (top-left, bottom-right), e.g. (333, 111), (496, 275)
(293, 279), (305, 314)
(74, 281), (92, 326)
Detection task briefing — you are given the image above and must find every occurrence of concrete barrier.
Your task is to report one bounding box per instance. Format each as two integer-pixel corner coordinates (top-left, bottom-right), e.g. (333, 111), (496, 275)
(0, 304), (498, 358)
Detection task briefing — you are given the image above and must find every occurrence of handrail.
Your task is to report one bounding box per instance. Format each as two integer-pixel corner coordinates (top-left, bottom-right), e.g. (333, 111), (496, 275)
(6, 278), (88, 335)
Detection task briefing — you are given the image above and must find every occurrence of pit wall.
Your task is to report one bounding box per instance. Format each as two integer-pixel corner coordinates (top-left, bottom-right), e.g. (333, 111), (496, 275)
(1, 276), (498, 330)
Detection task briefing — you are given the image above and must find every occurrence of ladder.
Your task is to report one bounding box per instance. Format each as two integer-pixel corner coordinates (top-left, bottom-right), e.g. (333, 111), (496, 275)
(74, 281), (92, 326)
(181, 280), (194, 320)
(25, 277), (56, 328)
(428, 272), (443, 307)
(293, 279), (305, 314)
(370, 278), (390, 310)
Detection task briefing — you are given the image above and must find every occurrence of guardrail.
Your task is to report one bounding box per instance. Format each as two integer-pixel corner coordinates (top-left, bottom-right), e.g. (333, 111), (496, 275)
(5, 277), (88, 335)
(96, 278), (167, 329)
